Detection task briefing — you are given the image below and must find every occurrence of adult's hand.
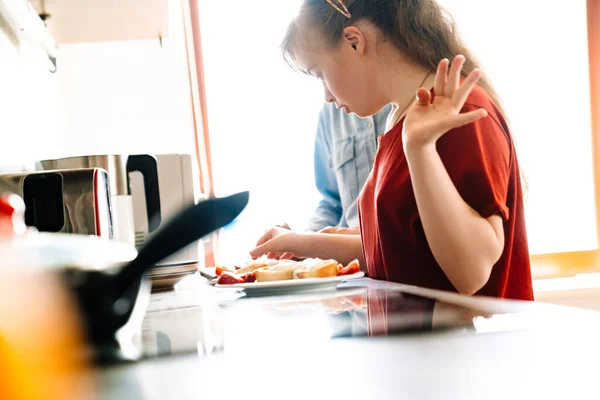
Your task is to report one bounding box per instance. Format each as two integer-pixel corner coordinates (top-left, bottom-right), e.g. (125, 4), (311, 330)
(318, 226), (360, 235)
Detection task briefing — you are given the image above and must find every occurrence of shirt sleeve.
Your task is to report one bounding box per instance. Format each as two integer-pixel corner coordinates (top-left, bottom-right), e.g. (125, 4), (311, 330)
(435, 103), (511, 221)
(306, 107), (343, 231)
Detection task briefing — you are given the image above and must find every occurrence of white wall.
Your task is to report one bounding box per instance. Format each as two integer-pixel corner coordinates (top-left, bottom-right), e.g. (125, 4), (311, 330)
(0, 12), (63, 171)
(47, 0), (196, 160)
(1, 0), (195, 169)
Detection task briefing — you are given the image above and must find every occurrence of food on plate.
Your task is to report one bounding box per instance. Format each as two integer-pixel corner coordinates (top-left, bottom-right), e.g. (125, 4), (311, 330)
(295, 259), (339, 279)
(234, 258), (280, 275)
(214, 257), (361, 285)
(216, 271), (257, 285)
(255, 267), (293, 282)
(338, 259), (361, 276)
(254, 260), (299, 282)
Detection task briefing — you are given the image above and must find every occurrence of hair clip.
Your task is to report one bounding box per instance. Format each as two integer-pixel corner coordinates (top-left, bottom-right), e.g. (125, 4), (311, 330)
(326, 0), (352, 18)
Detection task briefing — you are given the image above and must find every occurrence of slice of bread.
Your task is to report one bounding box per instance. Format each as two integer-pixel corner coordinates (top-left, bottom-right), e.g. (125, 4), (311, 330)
(254, 260), (304, 282)
(235, 257), (279, 275)
(296, 259), (340, 279)
(255, 266), (294, 282)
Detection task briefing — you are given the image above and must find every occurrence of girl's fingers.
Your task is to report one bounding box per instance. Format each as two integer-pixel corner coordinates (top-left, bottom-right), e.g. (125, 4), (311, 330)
(416, 87), (432, 106)
(445, 55), (465, 97)
(446, 109), (488, 130)
(434, 58), (449, 97)
(250, 239), (279, 257)
(453, 68), (482, 109)
(250, 241), (272, 258)
(255, 230), (273, 247)
(318, 226), (337, 234)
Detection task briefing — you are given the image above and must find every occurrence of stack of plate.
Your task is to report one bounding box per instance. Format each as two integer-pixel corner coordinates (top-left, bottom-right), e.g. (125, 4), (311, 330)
(147, 263), (199, 291)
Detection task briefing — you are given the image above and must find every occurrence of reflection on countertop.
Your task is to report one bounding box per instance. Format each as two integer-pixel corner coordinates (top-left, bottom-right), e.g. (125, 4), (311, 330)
(134, 274), (600, 361)
(97, 274), (600, 399)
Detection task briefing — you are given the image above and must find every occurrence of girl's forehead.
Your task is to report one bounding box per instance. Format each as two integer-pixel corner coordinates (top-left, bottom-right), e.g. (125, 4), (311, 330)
(291, 30), (330, 69)
(293, 47), (321, 74)
(294, 27), (329, 53)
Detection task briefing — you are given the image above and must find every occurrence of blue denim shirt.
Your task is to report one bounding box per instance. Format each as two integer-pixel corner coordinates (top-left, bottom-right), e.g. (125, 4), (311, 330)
(306, 103), (391, 231)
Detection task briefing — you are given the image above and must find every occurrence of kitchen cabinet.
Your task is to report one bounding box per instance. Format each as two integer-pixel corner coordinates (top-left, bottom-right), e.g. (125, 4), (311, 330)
(0, 0), (56, 71)
(29, 0), (169, 44)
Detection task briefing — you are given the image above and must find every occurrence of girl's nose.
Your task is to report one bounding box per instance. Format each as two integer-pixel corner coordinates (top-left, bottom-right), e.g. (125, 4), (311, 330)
(323, 84), (335, 104)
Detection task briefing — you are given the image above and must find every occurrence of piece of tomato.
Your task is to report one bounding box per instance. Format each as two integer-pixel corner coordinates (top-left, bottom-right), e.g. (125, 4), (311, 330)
(337, 260), (361, 276)
(216, 272), (245, 285)
(216, 271), (257, 285)
(245, 272), (257, 283)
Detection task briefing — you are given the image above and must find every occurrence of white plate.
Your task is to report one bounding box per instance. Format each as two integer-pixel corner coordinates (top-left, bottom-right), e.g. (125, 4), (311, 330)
(213, 271), (365, 293)
(198, 266), (217, 281)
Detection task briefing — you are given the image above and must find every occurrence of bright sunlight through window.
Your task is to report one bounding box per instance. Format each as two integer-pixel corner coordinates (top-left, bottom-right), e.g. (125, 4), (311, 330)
(438, 0), (597, 255)
(200, 0), (597, 266)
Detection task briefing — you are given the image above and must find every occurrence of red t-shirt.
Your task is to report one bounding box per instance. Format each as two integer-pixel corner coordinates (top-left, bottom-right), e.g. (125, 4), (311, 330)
(358, 86), (533, 300)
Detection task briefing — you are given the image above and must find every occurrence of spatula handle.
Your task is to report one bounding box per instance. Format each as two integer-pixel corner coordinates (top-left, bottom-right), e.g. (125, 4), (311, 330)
(110, 191), (249, 298)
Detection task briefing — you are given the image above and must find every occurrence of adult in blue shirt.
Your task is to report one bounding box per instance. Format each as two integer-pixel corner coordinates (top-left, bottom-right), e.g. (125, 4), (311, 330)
(306, 102), (391, 233)
(262, 102), (390, 259)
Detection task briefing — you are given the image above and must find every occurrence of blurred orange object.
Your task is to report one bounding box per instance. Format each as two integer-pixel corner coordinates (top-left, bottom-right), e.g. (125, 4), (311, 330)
(0, 269), (96, 400)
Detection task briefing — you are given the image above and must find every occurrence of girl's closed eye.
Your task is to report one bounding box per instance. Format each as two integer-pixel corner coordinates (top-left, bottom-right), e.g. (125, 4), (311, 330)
(308, 68), (323, 81)
(310, 70), (324, 81)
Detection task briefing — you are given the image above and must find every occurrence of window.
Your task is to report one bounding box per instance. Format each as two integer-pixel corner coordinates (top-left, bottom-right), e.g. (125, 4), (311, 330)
(200, 1), (599, 271)
(437, 0), (597, 256)
(199, 0), (322, 266)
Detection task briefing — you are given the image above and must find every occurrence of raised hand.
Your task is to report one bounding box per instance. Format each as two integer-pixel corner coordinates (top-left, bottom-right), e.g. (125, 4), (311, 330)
(402, 55), (488, 151)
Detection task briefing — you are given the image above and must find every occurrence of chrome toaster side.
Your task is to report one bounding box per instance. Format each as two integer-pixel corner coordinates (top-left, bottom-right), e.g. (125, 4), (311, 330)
(0, 168), (114, 238)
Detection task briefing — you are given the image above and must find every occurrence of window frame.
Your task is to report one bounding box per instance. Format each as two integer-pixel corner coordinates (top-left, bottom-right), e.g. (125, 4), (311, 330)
(531, 0), (600, 278)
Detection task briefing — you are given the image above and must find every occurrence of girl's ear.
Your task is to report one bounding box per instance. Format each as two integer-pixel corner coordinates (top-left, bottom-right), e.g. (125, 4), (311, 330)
(342, 26), (366, 55)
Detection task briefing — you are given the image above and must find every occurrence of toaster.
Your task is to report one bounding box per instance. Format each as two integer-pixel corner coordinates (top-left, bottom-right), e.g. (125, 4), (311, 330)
(0, 168), (114, 238)
(129, 154), (200, 266)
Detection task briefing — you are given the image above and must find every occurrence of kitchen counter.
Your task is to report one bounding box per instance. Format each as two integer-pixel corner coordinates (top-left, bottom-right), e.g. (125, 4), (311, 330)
(97, 274), (600, 399)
